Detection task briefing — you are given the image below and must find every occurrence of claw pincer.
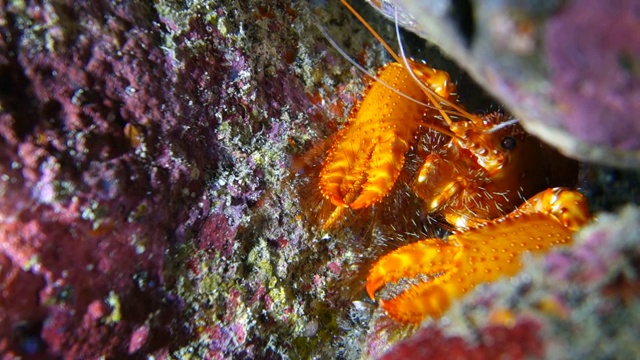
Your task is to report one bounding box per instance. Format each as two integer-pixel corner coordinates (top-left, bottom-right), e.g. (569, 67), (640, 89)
(318, 62), (453, 217)
(366, 188), (589, 323)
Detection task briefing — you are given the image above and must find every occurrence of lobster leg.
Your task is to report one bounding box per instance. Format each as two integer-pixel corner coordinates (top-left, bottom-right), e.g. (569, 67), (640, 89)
(366, 188), (589, 324)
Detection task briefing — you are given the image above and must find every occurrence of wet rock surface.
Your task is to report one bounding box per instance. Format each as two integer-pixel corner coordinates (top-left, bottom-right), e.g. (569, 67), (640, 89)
(0, 0), (639, 359)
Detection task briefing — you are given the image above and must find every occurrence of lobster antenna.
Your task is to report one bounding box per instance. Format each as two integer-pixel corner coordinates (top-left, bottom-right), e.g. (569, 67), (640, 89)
(336, 0), (464, 119)
(391, 6), (482, 125)
(316, 21), (460, 139)
(486, 118), (520, 133)
(392, 6), (452, 125)
(315, 22), (432, 109)
(392, 7), (462, 126)
(340, 0), (402, 64)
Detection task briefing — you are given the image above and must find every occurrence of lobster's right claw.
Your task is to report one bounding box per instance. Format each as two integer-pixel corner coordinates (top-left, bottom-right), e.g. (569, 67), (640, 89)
(366, 188), (590, 324)
(365, 238), (463, 323)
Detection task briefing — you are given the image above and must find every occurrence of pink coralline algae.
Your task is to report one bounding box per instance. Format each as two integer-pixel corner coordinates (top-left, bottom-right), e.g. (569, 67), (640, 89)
(0, 0), (373, 358)
(0, 0), (228, 357)
(545, 0), (640, 150)
(380, 320), (543, 360)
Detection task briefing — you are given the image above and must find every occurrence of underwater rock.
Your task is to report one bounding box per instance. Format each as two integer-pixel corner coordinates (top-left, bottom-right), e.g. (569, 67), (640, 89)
(370, 0), (640, 168)
(2, 0), (639, 358)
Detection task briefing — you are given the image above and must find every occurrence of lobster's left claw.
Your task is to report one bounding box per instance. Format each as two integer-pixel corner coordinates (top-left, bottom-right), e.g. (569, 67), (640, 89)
(349, 134), (409, 209)
(366, 188), (590, 324)
(366, 238), (462, 323)
(318, 62), (430, 215)
(319, 130), (409, 210)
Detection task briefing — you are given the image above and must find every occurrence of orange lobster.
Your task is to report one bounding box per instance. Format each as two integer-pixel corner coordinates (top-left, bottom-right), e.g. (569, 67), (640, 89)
(306, 0), (590, 324)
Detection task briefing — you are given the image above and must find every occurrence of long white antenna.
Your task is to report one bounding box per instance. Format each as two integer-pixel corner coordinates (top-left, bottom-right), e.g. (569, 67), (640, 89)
(391, 6), (459, 126)
(486, 118), (520, 133)
(314, 18), (435, 109)
(392, 6), (478, 124)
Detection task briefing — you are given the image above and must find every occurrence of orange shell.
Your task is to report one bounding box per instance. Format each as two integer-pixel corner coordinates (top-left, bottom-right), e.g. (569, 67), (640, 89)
(318, 61), (454, 212)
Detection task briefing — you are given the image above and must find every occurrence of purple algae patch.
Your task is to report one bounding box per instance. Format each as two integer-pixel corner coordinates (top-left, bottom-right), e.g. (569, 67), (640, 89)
(545, 0), (640, 150)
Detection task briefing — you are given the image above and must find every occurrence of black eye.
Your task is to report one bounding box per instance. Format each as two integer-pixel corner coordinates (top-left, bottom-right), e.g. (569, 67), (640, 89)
(501, 136), (517, 150)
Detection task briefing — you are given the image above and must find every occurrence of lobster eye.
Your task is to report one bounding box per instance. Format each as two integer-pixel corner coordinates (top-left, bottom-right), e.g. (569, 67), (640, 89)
(501, 136), (517, 150)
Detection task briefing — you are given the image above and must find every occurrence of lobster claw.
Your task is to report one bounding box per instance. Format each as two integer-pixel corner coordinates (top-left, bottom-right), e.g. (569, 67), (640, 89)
(366, 238), (463, 322)
(318, 63), (429, 213)
(320, 130), (410, 210)
(366, 188), (590, 324)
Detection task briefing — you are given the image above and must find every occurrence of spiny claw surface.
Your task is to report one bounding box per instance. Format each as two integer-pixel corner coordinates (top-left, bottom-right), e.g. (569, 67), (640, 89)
(319, 63), (429, 211)
(366, 188), (589, 324)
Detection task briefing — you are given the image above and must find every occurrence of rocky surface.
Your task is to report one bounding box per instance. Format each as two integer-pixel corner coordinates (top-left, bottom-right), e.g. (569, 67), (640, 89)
(0, 0), (639, 359)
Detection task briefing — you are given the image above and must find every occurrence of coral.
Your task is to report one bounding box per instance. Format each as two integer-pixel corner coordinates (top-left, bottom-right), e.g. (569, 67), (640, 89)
(0, 0), (197, 357)
(0, 0), (386, 358)
(545, 0), (640, 150)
